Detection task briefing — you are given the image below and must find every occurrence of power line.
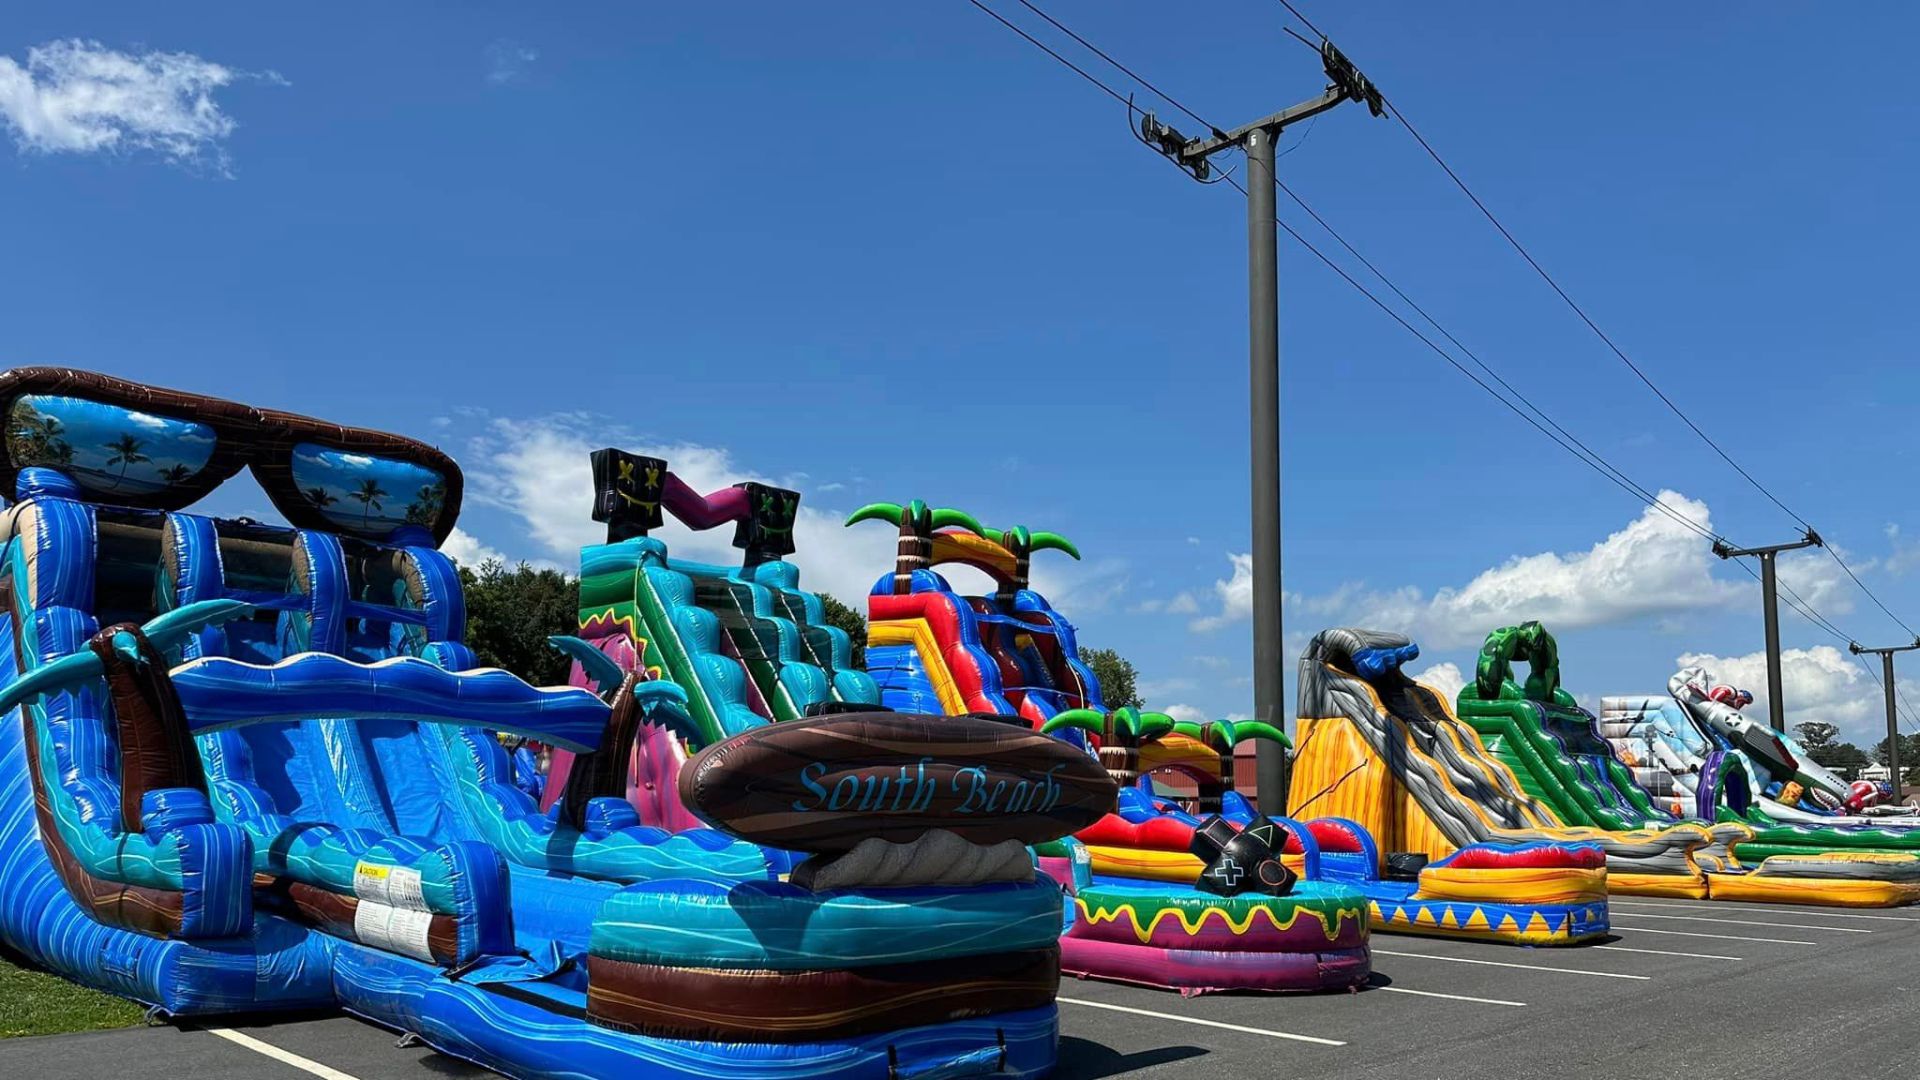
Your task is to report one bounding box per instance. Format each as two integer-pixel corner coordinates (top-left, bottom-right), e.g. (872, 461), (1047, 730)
(1387, 98), (1812, 530)
(967, 0), (1724, 549)
(1274, 0), (1327, 40)
(963, 0), (1917, 732)
(961, 0), (1132, 107)
(1271, 179), (1724, 546)
(1007, 0), (1225, 139)
(1827, 547), (1918, 638)
(1276, 0), (1920, 648)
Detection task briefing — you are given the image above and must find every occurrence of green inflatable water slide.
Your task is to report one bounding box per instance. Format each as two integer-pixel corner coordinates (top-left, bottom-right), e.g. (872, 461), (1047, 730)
(1455, 622), (1920, 859)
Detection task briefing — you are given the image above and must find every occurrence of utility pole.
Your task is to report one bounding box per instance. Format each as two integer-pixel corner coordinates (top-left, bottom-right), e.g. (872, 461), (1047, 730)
(1848, 638), (1920, 802)
(1138, 40), (1383, 813)
(1712, 529), (1822, 732)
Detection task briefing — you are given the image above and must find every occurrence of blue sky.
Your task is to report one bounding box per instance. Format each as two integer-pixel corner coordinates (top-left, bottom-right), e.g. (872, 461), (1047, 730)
(5, 2), (1920, 744)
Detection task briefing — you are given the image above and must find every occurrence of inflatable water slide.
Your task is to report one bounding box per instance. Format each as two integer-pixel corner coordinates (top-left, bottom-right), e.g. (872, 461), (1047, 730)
(1291, 620), (1920, 906)
(1600, 672), (1920, 856)
(0, 369), (1092, 1079)
(846, 511), (1608, 960)
(837, 505), (1372, 990)
(848, 499), (1102, 725)
(541, 449), (878, 828)
(1455, 623), (1920, 902)
(1603, 670), (1917, 830)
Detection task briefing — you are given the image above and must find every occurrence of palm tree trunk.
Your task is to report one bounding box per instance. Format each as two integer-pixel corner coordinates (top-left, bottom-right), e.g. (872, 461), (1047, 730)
(1098, 740), (1140, 790)
(999, 546), (1030, 606)
(892, 523), (926, 595)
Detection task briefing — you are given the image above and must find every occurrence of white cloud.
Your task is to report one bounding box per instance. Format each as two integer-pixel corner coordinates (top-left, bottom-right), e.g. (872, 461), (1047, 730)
(0, 39), (276, 169)
(1408, 661), (1465, 702)
(1190, 552), (1254, 632)
(1771, 545), (1854, 617)
(1672, 645), (1892, 745)
(458, 413), (1147, 619)
(1265, 492), (1747, 649)
(1028, 555), (1132, 617)
(1137, 676), (1195, 700)
(484, 39), (538, 85)
(440, 526), (506, 568)
(463, 414), (893, 606)
(1165, 591), (1199, 615)
(1162, 703), (1208, 724)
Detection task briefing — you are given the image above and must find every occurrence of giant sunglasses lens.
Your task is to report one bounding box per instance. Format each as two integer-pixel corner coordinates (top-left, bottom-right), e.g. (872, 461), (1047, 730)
(0, 369), (460, 545)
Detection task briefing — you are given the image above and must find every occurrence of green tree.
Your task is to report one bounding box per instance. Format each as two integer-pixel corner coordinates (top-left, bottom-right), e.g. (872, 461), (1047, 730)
(1812, 741), (1872, 778)
(1796, 721), (1871, 775)
(817, 593), (867, 669)
(457, 559), (580, 686)
(1081, 646), (1142, 709)
(1794, 721), (1839, 750)
(1871, 733), (1920, 787)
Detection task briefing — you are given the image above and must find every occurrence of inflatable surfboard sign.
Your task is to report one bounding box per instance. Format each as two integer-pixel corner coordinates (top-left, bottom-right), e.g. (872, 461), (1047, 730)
(681, 710), (1116, 852)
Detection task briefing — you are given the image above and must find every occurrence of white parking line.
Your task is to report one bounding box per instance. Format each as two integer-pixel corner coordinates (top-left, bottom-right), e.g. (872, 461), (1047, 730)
(1609, 924), (1814, 946)
(1372, 985), (1526, 1007)
(1593, 944), (1741, 962)
(1612, 900), (1920, 923)
(205, 1029), (363, 1080)
(1614, 911), (1872, 933)
(1056, 997), (1346, 1046)
(1370, 949), (1650, 980)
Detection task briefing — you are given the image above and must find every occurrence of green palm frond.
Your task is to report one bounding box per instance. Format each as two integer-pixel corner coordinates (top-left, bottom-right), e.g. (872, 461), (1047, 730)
(1170, 719), (1235, 750)
(1026, 531), (1080, 559)
(1228, 721), (1292, 748)
(929, 507), (984, 535)
(844, 502), (904, 528)
(1135, 711), (1176, 742)
(1039, 708), (1108, 738)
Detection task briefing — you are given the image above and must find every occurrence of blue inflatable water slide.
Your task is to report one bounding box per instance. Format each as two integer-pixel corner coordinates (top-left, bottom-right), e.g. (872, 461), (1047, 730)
(0, 368), (1062, 1079)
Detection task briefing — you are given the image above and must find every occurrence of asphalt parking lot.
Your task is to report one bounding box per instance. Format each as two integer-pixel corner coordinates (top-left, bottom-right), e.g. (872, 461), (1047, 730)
(5, 896), (1918, 1079)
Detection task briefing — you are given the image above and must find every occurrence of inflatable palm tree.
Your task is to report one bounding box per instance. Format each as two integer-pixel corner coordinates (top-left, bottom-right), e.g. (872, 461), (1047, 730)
(845, 499), (986, 595)
(1042, 706), (1289, 813)
(983, 524), (1079, 603)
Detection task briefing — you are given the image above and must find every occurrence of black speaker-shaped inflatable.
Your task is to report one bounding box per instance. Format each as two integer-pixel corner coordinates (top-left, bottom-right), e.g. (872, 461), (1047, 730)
(590, 448), (666, 542)
(732, 481), (800, 561)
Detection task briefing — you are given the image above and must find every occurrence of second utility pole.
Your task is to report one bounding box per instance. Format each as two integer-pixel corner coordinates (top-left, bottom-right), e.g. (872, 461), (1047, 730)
(1139, 39), (1382, 812)
(1848, 638), (1920, 802)
(1713, 529), (1822, 732)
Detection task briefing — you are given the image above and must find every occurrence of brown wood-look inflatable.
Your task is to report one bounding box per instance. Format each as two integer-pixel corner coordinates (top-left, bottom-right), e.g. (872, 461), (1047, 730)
(680, 711), (1115, 852)
(586, 948), (1059, 1042)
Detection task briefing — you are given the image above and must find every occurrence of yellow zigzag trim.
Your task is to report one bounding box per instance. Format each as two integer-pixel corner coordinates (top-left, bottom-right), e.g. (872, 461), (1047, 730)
(1075, 896), (1364, 945)
(578, 609), (664, 680)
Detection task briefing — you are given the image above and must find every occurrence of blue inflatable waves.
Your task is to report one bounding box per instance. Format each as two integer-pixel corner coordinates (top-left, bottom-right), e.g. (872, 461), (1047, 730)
(0, 368), (1099, 1079)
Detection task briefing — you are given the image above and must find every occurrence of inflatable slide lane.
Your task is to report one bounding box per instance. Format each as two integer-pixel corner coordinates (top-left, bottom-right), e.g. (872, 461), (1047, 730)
(0, 369), (1073, 1079)
(1291, 627), (1743, 903)
(847, 502), (1102, 726)
(544, 448), (880, 829)
(1452, 622), (1920, 906)
(571, 448), (878, 747)
(1059, 706), (1608, 948)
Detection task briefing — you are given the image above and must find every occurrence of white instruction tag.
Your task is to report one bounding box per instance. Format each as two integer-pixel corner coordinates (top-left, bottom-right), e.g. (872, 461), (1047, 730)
(353, 861), (428, 912)
(353, 900), (437, 963)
